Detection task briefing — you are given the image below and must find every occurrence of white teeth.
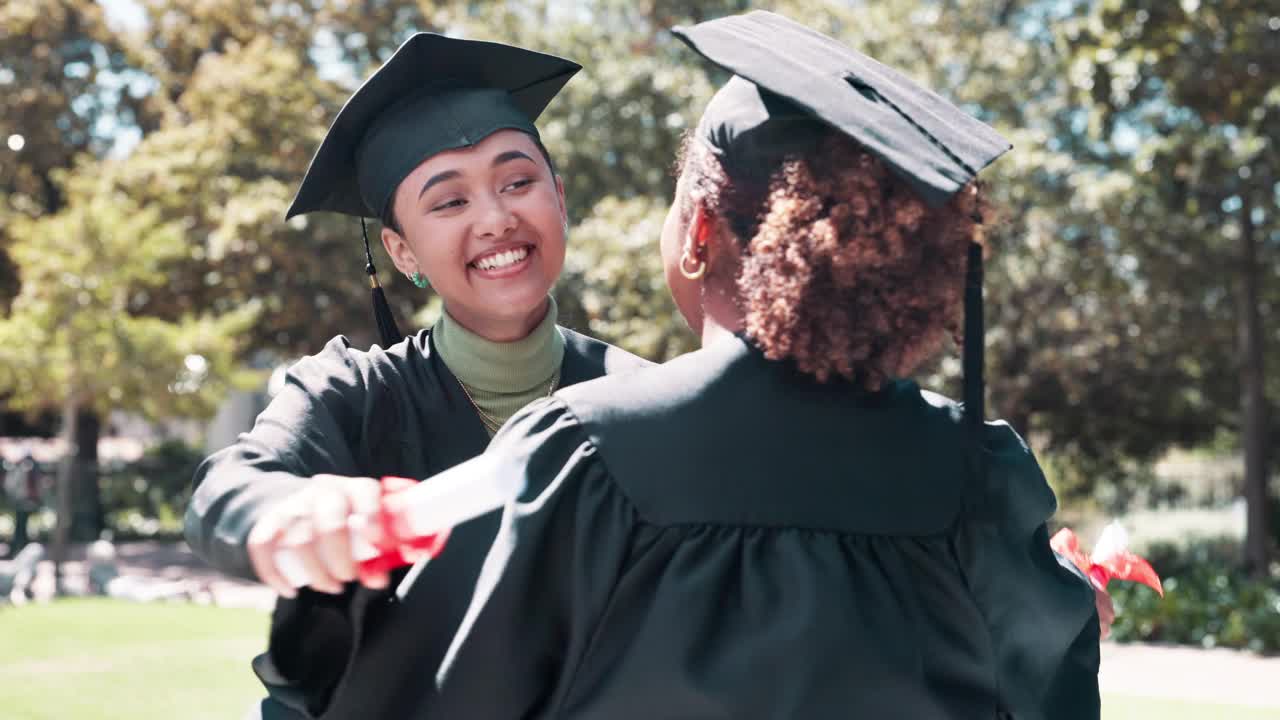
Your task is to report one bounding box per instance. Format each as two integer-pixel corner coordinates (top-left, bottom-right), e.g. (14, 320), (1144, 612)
(475, 247), (529, 271)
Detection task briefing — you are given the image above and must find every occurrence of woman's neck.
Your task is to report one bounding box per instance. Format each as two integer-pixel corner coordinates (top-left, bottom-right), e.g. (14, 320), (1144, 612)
(700, 315), (740, 348)
(699, 275), (745, 348)
(434, 295), (565, 393)
(446, 296), (550, 343)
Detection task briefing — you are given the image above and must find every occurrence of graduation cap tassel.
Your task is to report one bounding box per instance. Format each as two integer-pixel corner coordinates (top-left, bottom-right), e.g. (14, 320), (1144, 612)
(963, 240), (987, 497)
(361, 217), (404, 348)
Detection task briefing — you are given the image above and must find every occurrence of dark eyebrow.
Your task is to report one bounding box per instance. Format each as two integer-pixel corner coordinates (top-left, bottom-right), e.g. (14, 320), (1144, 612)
(417, 151), (536, 200)
(418, 169), (462, 200)
(492, 150), (536, 167)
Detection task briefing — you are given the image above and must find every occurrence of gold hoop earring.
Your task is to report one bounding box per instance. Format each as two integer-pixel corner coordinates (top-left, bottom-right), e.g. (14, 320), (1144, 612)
(679, 248), (707, 280)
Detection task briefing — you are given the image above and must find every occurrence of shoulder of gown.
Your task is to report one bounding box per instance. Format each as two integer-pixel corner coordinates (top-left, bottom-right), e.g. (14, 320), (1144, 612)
(552, 337), (974, 535)
(557, 325), (654, 383)
(554, 336), (1063, 539)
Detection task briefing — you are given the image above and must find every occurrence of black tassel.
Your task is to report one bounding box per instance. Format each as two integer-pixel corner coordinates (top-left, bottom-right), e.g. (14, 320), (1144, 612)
(361, 217), (403, 347)
(963, 240), (987, 507)
(963, 241), (985, 427)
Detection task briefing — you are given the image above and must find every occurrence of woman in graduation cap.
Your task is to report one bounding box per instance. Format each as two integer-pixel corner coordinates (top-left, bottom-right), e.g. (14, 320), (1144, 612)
(408, 11), (1106, 720)
(183, 34), (649, 719)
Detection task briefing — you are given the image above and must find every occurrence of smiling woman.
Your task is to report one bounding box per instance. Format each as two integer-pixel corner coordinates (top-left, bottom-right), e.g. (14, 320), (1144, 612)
(183, 32), (649, 720)
(381, 131), (569, 342)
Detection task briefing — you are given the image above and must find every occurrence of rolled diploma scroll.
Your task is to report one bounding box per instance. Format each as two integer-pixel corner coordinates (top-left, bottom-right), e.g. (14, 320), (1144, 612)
(273, 451), (525, 588)
(383, 451), (524, 539)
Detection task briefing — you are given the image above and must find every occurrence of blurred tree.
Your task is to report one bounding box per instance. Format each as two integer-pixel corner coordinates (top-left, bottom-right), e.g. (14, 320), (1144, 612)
(101, 2), (411, 354)
(0, 0), (156, 547)
(0, 1), (141, 300)
(1061, 0), (1277, 572)
(105, 36), (390, 353)
(0, 164), (257, 585)
(0, 1), (140, 436)
(0, 2), (321, 552)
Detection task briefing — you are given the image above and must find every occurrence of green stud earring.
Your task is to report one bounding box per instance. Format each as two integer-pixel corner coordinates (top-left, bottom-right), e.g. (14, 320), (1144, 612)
(410, 271), (429, 289)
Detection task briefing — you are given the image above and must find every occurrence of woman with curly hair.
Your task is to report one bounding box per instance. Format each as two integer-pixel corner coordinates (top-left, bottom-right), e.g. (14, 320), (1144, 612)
(351, 12), (1105, 720)
(670, 116), (982, 389)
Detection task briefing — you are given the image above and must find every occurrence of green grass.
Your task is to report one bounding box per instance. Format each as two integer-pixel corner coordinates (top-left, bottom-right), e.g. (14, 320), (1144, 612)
(1, 599), (1276, 719)
(0, 598), (267, 720)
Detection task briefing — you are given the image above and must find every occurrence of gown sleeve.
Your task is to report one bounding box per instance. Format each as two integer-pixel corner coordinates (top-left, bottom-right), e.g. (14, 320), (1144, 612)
(428, 397), (637, 718)
(956, 422), (1101, 720)
(184, 336), (370, 581)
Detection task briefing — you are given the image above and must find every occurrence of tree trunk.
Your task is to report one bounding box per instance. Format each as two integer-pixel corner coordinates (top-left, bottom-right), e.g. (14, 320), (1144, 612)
(1238, 193), (1271, 576)
(11, 509), (30, 555)
(69, 408), (102, 542)
(52, 398), (77, 595)
(51, 399), (102, 594)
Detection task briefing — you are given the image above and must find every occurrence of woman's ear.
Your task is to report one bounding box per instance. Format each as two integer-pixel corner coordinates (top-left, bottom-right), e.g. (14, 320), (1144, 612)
(380, 224), (418, 278)
(688, 202), (712, 252)
(554, 174), (568, 229)
(692, 204), (737, 276)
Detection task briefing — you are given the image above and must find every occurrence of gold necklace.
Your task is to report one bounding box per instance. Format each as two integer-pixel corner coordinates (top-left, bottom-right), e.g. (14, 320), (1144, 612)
(459, 370), (561, 434)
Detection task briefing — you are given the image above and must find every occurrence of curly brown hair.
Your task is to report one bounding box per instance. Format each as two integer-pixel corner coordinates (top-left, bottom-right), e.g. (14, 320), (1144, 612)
(678, 126), (988, 389)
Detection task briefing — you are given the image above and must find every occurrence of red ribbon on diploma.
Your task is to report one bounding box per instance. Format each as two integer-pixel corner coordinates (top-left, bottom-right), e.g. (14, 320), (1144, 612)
(1050, 522), (1164, 597)
(355, 476), (451, 582)
(350, 458), (524, 586)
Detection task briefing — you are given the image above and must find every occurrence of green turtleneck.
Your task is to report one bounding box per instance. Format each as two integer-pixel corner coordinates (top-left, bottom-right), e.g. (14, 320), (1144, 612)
(433, 296), (565, 436)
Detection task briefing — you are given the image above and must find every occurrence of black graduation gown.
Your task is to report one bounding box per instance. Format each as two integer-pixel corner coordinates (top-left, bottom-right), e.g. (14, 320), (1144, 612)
(183, 327), (649, 719)
(425, 335), (1101, 720)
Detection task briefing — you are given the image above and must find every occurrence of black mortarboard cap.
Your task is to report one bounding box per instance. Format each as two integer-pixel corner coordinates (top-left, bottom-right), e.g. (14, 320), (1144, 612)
(285, 32), (580, 346)
(289, 33), (579, 220)
(673, 11), (1010, 491)
(671, 11), (1009, 208)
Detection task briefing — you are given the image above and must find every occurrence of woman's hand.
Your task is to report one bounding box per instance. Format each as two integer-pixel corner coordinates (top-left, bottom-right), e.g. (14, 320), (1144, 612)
(246, 474), (389, 598)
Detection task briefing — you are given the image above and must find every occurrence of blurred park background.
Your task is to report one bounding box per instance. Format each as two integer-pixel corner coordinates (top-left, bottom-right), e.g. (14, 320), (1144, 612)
(0, 0), (1276, 717)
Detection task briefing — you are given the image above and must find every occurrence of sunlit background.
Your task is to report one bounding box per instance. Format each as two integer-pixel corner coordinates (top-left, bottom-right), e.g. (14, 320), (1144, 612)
(0, 1), (1277, 718)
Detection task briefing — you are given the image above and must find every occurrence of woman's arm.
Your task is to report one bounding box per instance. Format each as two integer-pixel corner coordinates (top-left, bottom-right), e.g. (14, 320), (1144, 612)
(955, 422), (1102, 720)
(185, 336), (386, 594)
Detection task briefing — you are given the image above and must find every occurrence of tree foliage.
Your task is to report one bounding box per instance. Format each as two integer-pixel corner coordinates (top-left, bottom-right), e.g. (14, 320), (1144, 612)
(0, 0), (138, 306)
(0, 167), (258, 420)
(1059, 0), (1277, 568)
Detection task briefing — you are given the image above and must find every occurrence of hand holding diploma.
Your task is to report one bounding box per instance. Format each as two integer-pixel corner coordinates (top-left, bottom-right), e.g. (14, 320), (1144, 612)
(248, 453), (524, 597)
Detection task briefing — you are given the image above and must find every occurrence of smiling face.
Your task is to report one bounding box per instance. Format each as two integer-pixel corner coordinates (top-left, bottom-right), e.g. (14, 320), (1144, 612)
(381, 129), (568, 340)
